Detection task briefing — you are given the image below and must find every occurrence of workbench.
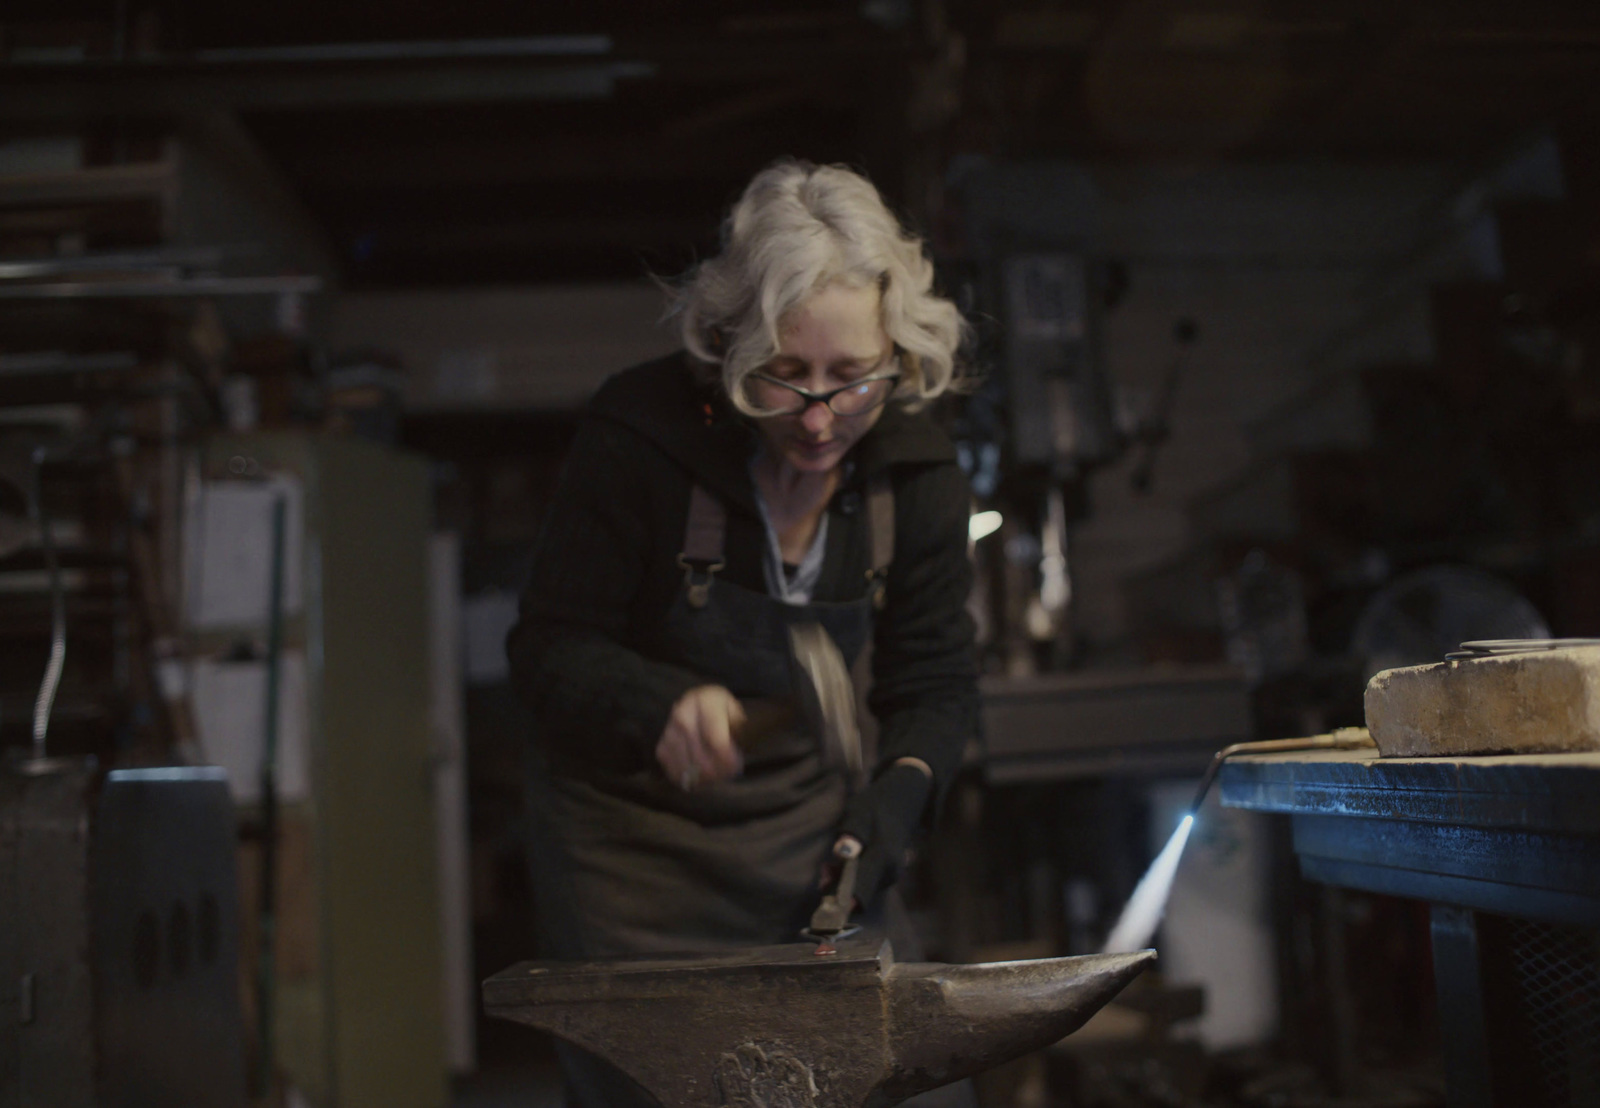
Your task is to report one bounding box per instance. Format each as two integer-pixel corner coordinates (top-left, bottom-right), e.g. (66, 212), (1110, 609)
(1218, 749), (1600, 1108)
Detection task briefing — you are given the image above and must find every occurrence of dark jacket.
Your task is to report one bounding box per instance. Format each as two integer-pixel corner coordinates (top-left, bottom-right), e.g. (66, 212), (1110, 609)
(507, 353), (979, 803)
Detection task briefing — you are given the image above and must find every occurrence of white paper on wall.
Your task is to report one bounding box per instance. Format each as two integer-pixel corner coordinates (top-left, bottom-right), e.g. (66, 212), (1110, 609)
(1149, 779), (1278, 1049)
(191, 652), (310, 804)
(184, 476), (305, 630)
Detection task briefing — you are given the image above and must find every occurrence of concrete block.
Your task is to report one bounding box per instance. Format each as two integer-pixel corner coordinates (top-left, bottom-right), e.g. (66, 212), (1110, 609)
(1365, 645), (1600, 756)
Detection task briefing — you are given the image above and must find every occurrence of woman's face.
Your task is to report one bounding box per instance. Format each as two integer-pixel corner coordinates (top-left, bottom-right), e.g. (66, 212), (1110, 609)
(752, 282), (893, 475)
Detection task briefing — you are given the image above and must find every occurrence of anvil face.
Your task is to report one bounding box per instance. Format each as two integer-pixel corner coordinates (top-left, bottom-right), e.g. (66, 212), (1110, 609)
(484, 939), (1154, 1108)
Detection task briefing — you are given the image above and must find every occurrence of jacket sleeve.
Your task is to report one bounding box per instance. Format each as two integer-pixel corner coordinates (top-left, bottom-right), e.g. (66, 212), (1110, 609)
(506, 417), (703, 773)
(867, 462), (980, 817)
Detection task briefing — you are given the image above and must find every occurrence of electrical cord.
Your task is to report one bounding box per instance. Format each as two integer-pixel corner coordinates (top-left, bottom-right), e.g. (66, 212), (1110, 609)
(29, 447), (66, 763)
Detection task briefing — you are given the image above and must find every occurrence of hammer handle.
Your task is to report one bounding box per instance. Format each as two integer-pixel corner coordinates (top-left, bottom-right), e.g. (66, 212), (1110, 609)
(734, 699), (797, 751)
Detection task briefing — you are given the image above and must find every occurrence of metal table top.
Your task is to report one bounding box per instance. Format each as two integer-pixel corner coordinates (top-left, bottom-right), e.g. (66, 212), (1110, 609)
(1218, 748), (1600, 834)
(1218, 748), (1600, 926)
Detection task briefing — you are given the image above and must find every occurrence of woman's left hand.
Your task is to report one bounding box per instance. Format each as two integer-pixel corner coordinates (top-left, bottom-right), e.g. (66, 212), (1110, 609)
(835, 762), (932, 908)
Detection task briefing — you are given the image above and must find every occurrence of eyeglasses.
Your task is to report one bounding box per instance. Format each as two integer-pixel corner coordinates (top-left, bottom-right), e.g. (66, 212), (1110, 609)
(743, 363), (901, 417)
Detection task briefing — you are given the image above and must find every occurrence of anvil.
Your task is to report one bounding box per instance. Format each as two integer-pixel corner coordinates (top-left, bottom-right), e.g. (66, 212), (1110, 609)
(484, 939), (1154, 1107)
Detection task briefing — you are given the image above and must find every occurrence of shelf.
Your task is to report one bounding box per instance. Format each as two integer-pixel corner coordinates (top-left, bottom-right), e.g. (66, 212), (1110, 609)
(0, 161), (176, 207)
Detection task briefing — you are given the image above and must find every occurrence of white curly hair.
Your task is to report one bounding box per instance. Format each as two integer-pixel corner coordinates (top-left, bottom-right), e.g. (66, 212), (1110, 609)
(673, 160), (968, 416)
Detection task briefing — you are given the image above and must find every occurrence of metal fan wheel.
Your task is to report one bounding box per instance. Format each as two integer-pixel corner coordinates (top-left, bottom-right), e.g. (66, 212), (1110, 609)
(1351, 564), (1551, 678)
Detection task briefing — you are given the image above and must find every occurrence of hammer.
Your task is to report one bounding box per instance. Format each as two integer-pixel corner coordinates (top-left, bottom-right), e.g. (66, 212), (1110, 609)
(782, 622), (866, 943)
(485, 938), (1154, 1108)
(735, 622), (864, 780)
(697, 623), (863, 942)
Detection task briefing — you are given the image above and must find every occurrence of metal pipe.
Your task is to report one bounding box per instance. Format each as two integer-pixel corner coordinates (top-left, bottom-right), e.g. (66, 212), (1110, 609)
(1444, 637), (1600, 660)
(0, 352), (139, 376)
(0, 275), (322, 299)
(0, 246), (228, 280)
(193, 36), (614, 64)
(1189, 729), (1375, 815)
(253, 493), (288, 1098)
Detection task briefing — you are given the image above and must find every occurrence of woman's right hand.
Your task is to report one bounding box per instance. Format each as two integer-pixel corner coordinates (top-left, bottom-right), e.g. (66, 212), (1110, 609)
(656, 685), (746, 790)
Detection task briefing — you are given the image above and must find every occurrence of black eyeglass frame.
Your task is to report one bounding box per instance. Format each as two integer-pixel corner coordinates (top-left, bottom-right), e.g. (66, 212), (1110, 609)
(744, 366), (903, 417)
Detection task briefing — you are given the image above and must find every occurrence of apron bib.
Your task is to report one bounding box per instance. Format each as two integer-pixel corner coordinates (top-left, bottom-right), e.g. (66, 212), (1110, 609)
(527, 477), (893, 960)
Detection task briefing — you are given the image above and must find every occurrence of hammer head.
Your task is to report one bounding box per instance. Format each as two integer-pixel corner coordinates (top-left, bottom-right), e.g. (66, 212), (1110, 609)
(786, 622), (863, 779)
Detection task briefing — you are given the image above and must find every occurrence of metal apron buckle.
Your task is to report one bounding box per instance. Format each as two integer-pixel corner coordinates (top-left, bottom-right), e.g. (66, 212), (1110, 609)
(678, 554), (725, 608)
(866, 568), (888, 611)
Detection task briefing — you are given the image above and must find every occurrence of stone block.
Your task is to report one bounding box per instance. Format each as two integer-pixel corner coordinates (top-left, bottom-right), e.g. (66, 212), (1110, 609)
(1365, 645), (1600, 756)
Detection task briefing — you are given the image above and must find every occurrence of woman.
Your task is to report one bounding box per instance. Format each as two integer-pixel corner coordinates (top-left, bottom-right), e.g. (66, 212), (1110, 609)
(507, 160), (979, 1104)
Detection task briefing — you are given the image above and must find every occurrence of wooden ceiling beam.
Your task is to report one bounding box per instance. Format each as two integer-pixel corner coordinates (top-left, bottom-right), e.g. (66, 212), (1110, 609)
(0, 40), (916, 121)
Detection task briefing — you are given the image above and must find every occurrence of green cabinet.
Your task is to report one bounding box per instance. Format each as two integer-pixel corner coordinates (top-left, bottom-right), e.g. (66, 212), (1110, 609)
(199, 433), (445, 1108)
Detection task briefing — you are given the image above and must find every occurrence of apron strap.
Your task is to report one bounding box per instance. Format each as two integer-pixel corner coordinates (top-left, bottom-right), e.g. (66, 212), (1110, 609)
(680, 477), (893, 610)
(677, 484), (726, 608)
(865, 474), (894, 611)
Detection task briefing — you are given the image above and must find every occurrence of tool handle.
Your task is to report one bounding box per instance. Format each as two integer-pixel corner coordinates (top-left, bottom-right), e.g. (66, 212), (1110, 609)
(808, 838), (862, 936)
(733, 699), (796, 751)
(833, 846), (861, 916)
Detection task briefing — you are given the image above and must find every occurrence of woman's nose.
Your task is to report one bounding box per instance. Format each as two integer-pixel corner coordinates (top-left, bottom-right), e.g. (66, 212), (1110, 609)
(800, 400), (835, 434)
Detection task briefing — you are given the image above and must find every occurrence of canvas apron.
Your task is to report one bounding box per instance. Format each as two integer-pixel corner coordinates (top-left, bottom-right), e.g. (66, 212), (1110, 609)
(525, 477), (894, 963)
(525, 477), (985, 1108)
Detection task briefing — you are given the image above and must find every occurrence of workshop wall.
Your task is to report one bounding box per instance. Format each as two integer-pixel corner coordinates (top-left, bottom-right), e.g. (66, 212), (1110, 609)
(1075, 141), (1566, 655)
(1072, 160), (1455, 650)
(332, 283), (676, 410)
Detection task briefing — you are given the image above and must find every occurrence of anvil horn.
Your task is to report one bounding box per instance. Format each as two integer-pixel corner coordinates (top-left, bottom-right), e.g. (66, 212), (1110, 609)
(878, 951), (1156, 1104)
(484, 941), (1154, 1108)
